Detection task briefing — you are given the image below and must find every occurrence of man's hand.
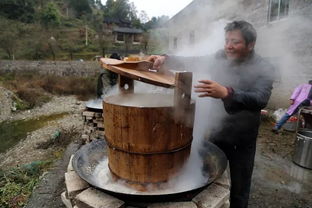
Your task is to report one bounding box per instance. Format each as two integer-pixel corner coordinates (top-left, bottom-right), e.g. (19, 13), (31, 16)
(194, 80), (228, 99)
(147, 55), (166, 70)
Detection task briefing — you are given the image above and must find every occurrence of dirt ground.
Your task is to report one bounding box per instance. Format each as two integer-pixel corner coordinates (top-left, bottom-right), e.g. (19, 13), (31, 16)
(1, 92), (311, 208)
(250, 121), (312, 208)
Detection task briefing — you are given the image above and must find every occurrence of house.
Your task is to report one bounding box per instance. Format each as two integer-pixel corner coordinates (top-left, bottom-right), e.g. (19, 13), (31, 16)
(166, 0), (312, 108)
(102, 17), (144, 56)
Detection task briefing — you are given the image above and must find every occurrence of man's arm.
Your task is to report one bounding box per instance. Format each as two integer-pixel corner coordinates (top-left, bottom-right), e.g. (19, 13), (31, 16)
(147, 55), (210, 72)
(222, 75), (273, 114)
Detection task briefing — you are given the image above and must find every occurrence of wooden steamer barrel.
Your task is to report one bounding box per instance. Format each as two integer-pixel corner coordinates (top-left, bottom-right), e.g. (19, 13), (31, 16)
(100, 58), (195, 189)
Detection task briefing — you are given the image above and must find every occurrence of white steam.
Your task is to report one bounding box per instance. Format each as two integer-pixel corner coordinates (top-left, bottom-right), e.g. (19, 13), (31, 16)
(90, 157), (209, 195)
(256, 15), (312, 108)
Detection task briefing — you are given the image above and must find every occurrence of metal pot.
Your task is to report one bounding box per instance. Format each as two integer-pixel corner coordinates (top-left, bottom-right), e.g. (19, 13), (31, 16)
(293, 129), (312, 169)
(72, 139), (227, 201)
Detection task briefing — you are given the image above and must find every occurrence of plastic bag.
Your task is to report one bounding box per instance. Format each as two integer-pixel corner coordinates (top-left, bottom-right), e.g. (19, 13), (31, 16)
(273, 108), (287, 121)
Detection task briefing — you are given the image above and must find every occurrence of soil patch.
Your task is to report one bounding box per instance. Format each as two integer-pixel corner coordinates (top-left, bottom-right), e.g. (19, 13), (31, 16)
(249, 121), (312, 208)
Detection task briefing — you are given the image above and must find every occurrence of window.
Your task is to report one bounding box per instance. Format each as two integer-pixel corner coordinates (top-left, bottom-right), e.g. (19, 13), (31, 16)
(189, 31), (195, 45)
(116, 32), (124, 42)
(133, 34), (141, 44)
(173, 37), (178, 49)
(269, 0), (289, 22)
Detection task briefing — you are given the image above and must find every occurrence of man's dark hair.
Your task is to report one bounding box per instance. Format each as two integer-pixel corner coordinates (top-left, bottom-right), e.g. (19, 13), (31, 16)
(225, 20), (257, 45)
(309, 80), (312, 84)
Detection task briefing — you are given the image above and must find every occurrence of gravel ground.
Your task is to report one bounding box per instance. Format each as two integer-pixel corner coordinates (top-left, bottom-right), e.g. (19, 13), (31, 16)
(1, 87), (311, 208)
(249, 122), (312, 208)
(0, 93), (85, 169)
(0, 86), (14, 123)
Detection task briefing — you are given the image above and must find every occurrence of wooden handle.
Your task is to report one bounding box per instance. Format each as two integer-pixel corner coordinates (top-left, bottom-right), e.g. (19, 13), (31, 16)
(100, 58), (153, 71)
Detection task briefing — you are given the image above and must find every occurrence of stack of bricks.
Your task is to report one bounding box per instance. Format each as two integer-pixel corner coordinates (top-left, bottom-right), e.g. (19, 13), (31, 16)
(62, 155), (231, 208)
(62, 155), (125, 208)
(81, 109), (105, 143)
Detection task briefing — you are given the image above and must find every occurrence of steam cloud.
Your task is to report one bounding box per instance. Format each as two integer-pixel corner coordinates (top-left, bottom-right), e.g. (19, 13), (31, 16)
(88, 0), (311, 192)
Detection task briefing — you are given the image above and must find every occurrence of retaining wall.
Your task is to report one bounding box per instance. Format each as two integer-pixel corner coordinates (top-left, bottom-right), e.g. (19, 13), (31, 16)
(0, 60), (104, 77)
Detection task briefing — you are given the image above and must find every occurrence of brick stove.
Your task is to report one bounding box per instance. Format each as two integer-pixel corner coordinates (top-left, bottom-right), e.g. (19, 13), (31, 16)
(62, 58), (231, 208)
(62, 154), (230, 208)
(81, 100), (104, 143)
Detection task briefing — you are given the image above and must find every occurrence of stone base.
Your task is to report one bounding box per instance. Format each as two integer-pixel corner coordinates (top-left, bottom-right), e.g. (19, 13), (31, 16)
(62, 155), (230, 208)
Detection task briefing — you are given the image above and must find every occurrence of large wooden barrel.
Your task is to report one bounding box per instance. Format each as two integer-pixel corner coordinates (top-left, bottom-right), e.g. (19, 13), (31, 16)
(103, 93), (195, 185)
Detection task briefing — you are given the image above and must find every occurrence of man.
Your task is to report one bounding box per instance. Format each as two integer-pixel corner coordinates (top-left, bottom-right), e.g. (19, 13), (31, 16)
(272, 80), (312, 133)
(148, 21), (274, 208)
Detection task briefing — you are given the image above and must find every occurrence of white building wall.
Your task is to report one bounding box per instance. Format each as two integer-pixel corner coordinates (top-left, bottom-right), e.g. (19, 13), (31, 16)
(166, 0), (312, 109)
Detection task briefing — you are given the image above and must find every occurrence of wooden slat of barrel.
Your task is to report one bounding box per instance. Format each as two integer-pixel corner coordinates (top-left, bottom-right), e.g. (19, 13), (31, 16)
(104, 101), (194, 153)
(108, 144), (191, 183)
(103, 93), (195, 185)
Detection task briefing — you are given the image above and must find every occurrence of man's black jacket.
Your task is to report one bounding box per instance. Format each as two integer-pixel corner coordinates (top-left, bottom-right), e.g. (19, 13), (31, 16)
(165, 50), (275, 146)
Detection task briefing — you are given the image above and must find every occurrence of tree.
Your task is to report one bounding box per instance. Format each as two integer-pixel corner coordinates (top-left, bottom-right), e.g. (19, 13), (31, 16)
(139, 10), (149, 24)
(69, 0), (92, 18)
(0, 18), (25, 59)
(27, 26), (50, 60)
(47, 36), (59, 61)
(103, 0), (140, 24)
(94, 0), (103, 9)
(143, 15), (169, 30)
(40, 2), (61, 28)
(0, 0), (36, 23)
(141, 32), (150, 54)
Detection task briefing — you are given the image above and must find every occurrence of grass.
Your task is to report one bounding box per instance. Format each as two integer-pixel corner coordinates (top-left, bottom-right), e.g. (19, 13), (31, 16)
(0, 126), (81, 208)
(35, 126), (81, 150)
(0, 161), (52, 208)
(0, 71), (98, 110)
(39, 75), (97, 100)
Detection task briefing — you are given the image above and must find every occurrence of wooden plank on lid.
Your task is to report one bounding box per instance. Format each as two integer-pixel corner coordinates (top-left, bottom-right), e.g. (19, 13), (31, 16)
(100, 58), (175, 88)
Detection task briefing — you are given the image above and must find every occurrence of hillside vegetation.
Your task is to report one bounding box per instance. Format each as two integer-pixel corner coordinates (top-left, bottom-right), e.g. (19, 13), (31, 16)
(0, 0), (169, 60)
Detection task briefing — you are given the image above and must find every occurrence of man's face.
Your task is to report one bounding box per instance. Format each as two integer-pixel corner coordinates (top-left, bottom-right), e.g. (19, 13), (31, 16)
(224, 30), (254, 61)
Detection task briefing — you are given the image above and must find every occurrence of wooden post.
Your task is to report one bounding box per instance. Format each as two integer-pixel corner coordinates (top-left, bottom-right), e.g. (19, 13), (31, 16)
(174, 72), (193, 124)
(118, 75), (134, 94)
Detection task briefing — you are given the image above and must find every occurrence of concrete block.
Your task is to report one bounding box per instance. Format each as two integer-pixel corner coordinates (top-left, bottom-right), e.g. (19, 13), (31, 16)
(75, 187), (125, 208)
(67, 155), (74, 172)
(83, 111), (95, 117)
(65, 171), (89, 199)
(192, 183), (230, 208)
(96, 122), (104, 128)
(95, 117), (104, 121)
(214, 170), (230, 189)
(95, 112), (102, 118)
(86, 116), (94, 121)
(148, 202), (197, 208)
(96, 130), (104, 136)
(87, 122), (96, 127)
(82, 134), (90, 140)
(61, 191), (73, 208)
(220, 200), (230, 208)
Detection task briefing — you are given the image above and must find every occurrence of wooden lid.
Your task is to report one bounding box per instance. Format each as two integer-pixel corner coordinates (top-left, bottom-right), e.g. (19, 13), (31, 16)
(100, 58), (175, 88)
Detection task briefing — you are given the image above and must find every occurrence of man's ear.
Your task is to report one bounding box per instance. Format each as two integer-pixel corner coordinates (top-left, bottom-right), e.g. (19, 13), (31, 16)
(247, 42), (255, 51)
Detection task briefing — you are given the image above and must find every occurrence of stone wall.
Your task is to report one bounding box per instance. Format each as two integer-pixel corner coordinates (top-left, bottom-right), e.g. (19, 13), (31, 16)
(0, 60), (104, 77)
